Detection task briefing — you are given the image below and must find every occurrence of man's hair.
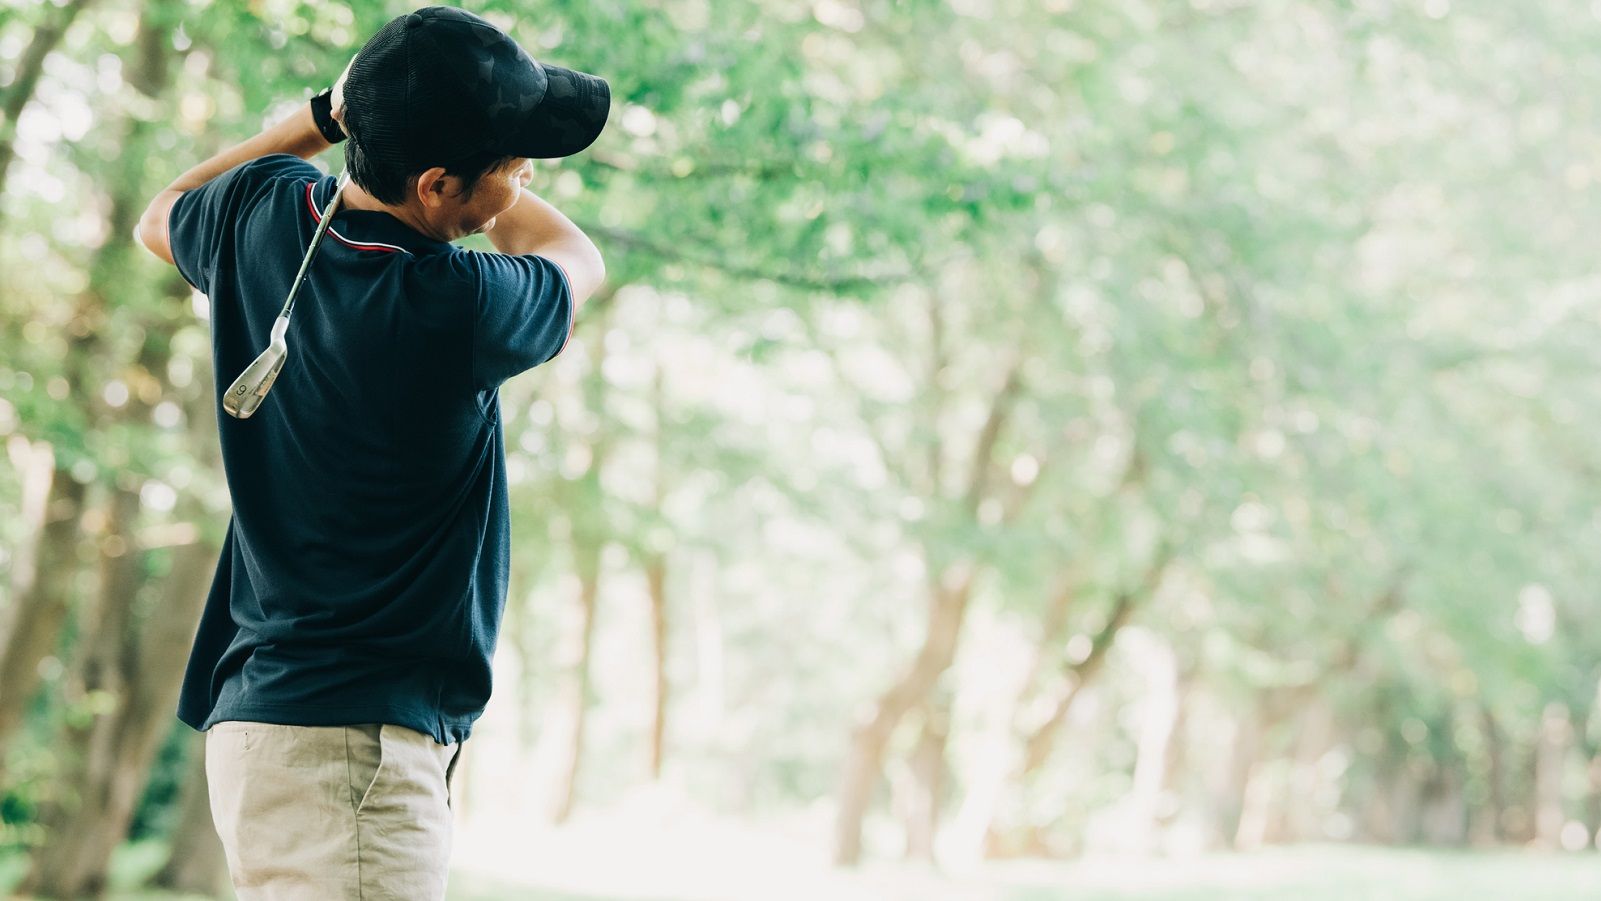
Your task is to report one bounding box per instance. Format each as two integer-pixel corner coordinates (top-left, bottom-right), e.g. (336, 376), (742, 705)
(345, 132), (514, 205)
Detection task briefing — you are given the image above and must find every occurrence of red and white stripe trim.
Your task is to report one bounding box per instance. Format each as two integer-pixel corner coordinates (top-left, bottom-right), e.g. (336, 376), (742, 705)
(304, 183), (406, 254)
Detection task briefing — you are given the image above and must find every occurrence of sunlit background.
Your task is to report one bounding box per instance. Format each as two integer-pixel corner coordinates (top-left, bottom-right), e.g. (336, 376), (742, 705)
(3, 0), (1601, 898)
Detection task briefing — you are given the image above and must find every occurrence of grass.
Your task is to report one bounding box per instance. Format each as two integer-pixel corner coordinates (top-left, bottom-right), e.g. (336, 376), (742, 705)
(984, 845), (1601, 901)
(2, 842), (1599, 900)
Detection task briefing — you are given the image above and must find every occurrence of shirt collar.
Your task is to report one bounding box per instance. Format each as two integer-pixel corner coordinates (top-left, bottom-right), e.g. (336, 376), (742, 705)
(307, 177), (455, 257)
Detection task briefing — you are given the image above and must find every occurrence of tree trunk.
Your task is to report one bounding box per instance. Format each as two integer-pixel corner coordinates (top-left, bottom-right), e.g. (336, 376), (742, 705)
(645, 552), (669, 780)
(549, 537), (602, 825)
(0, 474), (88, 768)
(1124, 630), (1179, 853)
(23, 44), (208, 872)
(1278, 697), (1334, 842)
(2, 437), (58, 616)
(1234, 757), (1282, 851)
(1418, 762), (1469, 846)
(20, 373), (214, 896)
(1018, 592), (1136, 777)
(149, 733), (229, 896)
(979, 547), (1172, 857)
(945, 585), (1067, 862)
(1585, 748), (1601, 851)
(1216, 708), (1262, 847)
(834, 568), (972, 865)
(0, 0), (97, 200)
(1158, 675), (1194, 829)
(20, 536), (219, 897)
(901, 695), (951, 861)
(1018, 548), (1171, 778)
(1016, 581), (1077, 704)
(544, 300), (617, 824)
(1474, 706), (1507, 845)
(1232, 692), (1300, 850)
(1394, 762), (1428, 845)
(1535, 701), (1572, 849)
(0, 0), (168, 773)
(644, 364), (670, 780)
(834, 297), (1025, 867)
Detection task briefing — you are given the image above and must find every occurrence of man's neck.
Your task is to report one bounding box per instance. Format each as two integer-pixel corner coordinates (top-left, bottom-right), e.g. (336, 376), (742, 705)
(339, 180), (449, 243)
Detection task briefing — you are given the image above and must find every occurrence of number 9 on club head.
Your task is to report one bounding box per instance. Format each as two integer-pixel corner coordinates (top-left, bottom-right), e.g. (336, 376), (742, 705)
(223, 318), (289, 419)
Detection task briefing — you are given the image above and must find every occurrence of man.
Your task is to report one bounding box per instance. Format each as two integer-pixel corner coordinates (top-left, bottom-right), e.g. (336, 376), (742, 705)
(134, 7), (609, 898)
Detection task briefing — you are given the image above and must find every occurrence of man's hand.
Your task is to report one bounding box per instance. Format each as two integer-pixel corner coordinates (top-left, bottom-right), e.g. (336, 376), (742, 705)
(330, 55), (356, 131)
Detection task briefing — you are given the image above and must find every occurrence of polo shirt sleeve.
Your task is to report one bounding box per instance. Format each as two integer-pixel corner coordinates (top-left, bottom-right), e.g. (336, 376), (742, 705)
(167, 154), (322, 295)
(470, 252), (574, 389)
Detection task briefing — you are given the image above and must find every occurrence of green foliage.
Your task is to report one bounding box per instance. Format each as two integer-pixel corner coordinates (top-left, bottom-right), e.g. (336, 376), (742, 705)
(4, 0), (1601, 876)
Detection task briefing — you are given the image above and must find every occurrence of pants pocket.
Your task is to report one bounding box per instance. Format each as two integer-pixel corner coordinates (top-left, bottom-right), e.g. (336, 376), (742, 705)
(348, 724), (456, 899)
(345, 723), (386, 815)
(445, 743), (463, 810)
(204, 728), (249, 855)
(206, 723), (360, 897)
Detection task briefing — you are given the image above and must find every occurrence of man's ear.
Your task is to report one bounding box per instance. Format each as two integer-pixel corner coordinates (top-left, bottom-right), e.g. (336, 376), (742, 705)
(413, 167), (454, 208)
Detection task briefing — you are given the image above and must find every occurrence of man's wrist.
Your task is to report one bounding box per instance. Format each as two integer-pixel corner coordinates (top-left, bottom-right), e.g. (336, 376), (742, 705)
(309, 89), (346, 144)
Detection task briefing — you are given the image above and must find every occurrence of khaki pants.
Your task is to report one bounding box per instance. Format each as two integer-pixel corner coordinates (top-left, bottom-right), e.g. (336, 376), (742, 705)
(205, 721), (463, 900)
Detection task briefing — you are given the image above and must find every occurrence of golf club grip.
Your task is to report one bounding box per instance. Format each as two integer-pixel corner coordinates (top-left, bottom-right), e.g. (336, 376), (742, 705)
(280, 171), (350, 318)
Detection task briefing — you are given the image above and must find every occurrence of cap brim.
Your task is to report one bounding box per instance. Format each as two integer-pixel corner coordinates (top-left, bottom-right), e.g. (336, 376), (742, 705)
(511, 64), (611, 159)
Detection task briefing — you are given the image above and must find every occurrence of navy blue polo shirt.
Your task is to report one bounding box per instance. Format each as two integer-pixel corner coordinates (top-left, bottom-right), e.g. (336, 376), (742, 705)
(169, 154), (571, 745)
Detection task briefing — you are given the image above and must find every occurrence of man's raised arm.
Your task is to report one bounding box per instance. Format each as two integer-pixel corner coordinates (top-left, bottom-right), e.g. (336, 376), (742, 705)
(482, 186), (606, 310)
(135, 102), (335, 266)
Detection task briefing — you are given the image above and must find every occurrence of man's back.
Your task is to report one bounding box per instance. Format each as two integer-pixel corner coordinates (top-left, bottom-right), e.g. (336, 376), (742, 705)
(171, 154), (571, 744)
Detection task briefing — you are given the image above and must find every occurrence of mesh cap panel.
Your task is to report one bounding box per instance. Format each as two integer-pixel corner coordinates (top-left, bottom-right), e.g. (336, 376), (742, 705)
(342, 6), (610, 179)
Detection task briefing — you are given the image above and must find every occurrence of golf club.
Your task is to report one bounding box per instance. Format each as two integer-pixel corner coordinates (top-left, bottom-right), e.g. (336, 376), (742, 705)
(222, 171), (350, 419)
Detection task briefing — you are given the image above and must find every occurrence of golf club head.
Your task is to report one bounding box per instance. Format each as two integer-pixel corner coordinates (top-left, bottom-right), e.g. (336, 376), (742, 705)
(223, 318), (291, 419)
(221, 176), (345, 421)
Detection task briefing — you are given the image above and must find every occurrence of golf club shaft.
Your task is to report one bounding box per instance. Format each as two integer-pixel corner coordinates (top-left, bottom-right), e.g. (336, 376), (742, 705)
(223, 171), (350, 420)
(279, 171), (350, 319)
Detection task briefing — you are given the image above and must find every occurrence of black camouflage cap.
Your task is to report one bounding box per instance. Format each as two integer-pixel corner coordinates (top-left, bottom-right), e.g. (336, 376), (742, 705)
(342, 6), (610, 170)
